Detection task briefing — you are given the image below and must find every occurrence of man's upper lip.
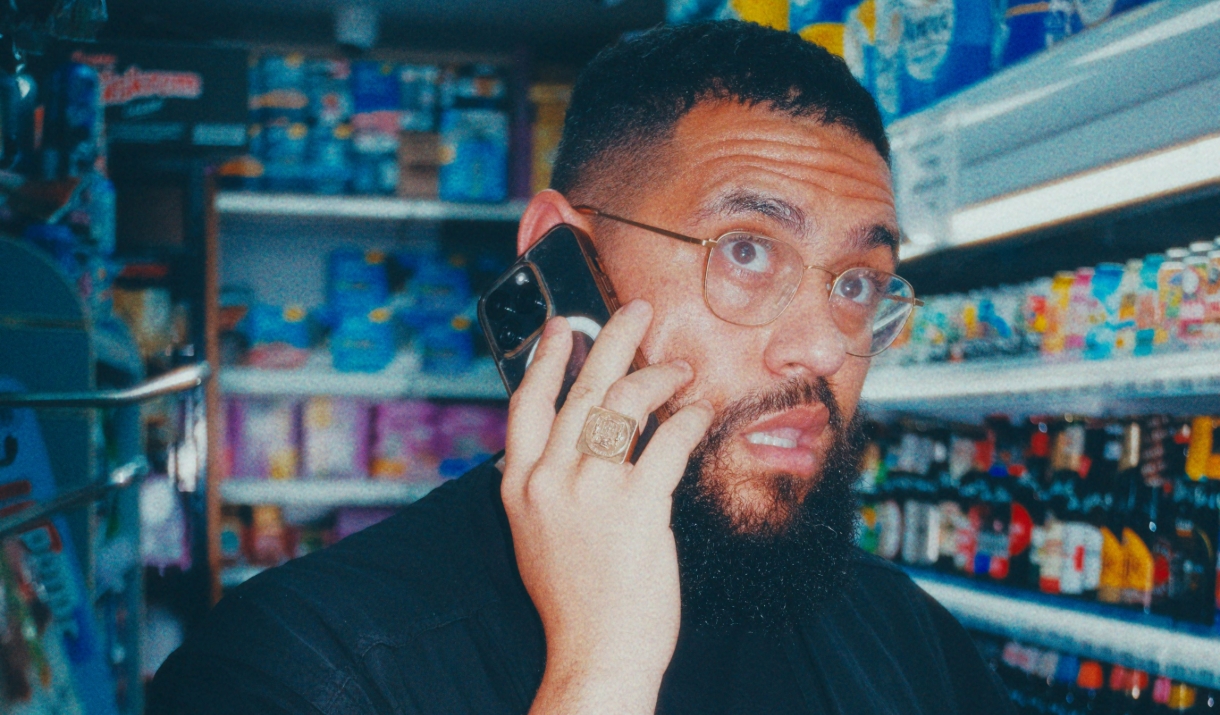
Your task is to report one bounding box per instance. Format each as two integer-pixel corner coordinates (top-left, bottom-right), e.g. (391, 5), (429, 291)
(740, 406), (830, 448)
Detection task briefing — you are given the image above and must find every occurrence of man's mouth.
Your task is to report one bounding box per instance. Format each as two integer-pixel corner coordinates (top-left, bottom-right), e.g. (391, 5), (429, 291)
(737, 407), (830, 477)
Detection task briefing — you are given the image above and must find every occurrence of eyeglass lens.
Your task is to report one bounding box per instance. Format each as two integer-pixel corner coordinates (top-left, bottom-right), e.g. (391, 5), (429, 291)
(703, 232), (915, 357)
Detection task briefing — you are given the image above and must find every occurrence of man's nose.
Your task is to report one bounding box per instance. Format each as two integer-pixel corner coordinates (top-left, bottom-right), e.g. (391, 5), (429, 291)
(761, 274), (850, 380)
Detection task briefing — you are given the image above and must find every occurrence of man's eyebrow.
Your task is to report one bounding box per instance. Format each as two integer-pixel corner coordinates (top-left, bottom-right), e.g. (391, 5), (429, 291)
(697, 189), (807, 237)
(853, 224), (900, 260)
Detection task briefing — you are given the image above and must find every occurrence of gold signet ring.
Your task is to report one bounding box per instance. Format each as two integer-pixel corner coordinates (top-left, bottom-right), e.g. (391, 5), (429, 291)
(576, 406), (639, 464)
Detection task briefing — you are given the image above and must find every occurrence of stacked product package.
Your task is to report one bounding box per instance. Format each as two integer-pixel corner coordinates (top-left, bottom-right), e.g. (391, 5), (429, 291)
(226, 54), (513, 201)
(877, 238), (1220, 367)
(667, 0), (1154, 123)
(226, 244), (500, 375)
(220, 396), (507, 568)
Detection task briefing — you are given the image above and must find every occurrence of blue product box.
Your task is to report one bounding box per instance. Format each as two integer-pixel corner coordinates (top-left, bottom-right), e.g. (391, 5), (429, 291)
(305, 58), (352, 128)
(257, 54), (308, 124)
(351, 61), (400, 113)
(244, 304), (311, 349)
(899, 0), (994, 114)
(328, 248), (389, 315)
(420, 315), (475, 375)
(402, 256), (472, 330)
(438, 108), (509, 203)
(399, 65), (439, 132)
(308, 123), (352, 194)
(331, 307), (396, 373)
(666, 0), (724, 23)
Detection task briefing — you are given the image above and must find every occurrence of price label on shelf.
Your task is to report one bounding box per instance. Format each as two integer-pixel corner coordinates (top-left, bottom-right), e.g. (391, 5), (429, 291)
(891, 113), (960, 257)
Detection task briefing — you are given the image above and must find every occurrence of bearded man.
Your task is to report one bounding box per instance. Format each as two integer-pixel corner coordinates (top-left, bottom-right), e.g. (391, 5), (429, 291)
(151, 20), (1014, 715)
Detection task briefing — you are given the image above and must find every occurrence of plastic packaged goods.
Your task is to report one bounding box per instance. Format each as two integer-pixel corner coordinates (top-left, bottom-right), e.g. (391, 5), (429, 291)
(371, 400), (440, 481)
(790, 0), (854, 57)
(305, 58), (352, 128)
(301, 397), (372, 479)
(717, 0), (790, 30)
(42, 61), (104, 179)
(857, 414), (1220, 626)
(226, 398), (300, 479)
(897, 0), (995, 115)
(887, 239), (1220, 367)
(399, 64), (439, 132)
(871, 0), (903, 123)
(434, 404), (508, 477)
(331, 306), (395, 373)
(842, 1), (877, 92)
(529, 83), (572, 195)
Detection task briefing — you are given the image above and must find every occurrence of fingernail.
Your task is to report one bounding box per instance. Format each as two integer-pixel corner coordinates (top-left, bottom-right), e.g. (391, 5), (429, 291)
(544, 315), (567, 335)
(623, 299), (651, 317)
(673, 359), (692, 374)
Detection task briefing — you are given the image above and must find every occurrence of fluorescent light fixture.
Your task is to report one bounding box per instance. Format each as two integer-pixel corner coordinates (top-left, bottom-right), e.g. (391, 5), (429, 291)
(954, 77), (1085, 128)
(1073, 0), (1220, 66)
(950, 132), (1220, 247)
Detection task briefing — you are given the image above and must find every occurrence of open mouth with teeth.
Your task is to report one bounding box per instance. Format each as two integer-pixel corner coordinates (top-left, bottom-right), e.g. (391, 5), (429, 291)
(737, 407), (830, 478)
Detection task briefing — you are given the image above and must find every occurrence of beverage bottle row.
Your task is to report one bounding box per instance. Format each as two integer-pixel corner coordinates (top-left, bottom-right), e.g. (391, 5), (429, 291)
(972, 632), (1218, 714)
(877, 238), (1220, 366)
(857, 414), (1220, 625)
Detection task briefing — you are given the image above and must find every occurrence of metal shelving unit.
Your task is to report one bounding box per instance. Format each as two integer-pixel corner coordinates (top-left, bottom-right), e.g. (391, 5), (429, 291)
(871, 0), (1220, 687)
(215, 192), (529, 222)
(219, 354), (505, 400)
(862, 349), (1220, 420)
(220, 478), (438, 508)
(889, 0), (1220, 259)
(913, 573), (1220, 690)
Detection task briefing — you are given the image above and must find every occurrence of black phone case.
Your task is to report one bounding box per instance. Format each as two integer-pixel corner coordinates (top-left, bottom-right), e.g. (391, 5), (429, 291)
(478, 223), (621, 403)
(478, 224), (662, 460)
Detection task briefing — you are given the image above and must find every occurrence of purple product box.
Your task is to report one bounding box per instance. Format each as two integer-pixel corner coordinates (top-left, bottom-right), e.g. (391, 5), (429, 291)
(370, 400), (438, 481)
(301, 397), (371, 479)
(227, 397), (300, 479)
(435, 404), (507, 462)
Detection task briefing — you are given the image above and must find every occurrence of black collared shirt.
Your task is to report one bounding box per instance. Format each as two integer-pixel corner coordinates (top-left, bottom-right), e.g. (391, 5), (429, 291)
(149, 460), (1014, 714)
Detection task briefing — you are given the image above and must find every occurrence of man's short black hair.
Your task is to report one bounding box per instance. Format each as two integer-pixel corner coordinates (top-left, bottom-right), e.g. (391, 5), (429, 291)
(550, 20), (889, 197)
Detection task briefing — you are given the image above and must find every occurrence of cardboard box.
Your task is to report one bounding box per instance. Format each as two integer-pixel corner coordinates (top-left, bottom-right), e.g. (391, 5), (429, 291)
(397, 131), (440, 198)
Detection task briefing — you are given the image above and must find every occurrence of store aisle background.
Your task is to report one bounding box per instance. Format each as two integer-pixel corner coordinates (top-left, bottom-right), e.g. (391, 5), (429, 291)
(0, 0), (1218, 712)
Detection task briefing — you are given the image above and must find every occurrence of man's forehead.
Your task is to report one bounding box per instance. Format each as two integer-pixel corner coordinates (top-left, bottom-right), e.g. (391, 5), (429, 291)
(671, 99), (892, 176)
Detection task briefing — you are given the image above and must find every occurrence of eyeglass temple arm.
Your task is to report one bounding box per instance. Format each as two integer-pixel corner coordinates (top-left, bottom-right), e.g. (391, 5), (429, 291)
(573, 206), (713, 247)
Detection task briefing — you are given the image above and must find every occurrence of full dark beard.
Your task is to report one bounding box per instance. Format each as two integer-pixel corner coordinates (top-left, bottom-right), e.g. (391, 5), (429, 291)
(670, 377), (866, 631)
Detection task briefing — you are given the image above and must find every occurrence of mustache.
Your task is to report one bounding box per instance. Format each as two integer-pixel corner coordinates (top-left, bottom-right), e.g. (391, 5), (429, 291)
(692, 377), (844, 461)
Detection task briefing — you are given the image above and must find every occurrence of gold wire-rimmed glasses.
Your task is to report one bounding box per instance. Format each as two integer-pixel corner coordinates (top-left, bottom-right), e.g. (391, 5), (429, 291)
(574, 205), (922, 357)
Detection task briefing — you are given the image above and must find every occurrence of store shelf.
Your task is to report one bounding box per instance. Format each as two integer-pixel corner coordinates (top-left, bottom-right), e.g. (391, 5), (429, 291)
(891, 0), (1220, 258)
(215, 192), (529, 222)
(913, 573), (1220, 689)
(862, 349), (1220, 420)
(219, 353), (506, 400)
(220, 478), (437, 508)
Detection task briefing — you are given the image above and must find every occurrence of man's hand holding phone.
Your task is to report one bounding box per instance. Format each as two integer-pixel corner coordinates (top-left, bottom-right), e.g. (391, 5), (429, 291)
(501, 300), (714, 715)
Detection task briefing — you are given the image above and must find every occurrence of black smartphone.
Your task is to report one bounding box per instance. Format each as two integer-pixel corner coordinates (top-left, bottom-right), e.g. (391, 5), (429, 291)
(478, 223), (662, 455)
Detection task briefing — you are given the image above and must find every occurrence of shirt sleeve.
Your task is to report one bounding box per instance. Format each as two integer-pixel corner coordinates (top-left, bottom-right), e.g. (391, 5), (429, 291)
(921, 591), (1017, 715)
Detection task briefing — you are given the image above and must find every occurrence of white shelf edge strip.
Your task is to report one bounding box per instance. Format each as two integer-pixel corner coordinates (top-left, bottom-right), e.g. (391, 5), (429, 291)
(950, 132), (1220, 247)
(219, 479), (435, 507)
(218, 363), (507, 399)
(862, 350), (1220, 403)
(215, 192), (528, 221)
(915, 577), (1220, 688)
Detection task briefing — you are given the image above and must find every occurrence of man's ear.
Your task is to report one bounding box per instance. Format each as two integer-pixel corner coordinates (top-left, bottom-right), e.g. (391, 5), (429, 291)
(516, 190), (596, 257)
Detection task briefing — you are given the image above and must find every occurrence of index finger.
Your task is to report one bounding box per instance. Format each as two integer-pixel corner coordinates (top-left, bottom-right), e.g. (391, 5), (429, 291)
(542, 299), (654, 464)
(503, 316), (572, 486)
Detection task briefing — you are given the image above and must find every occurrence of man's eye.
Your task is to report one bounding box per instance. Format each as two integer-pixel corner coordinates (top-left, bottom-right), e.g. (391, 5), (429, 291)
(720, 236), (773, 274)
(836, 270), (882, 305)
